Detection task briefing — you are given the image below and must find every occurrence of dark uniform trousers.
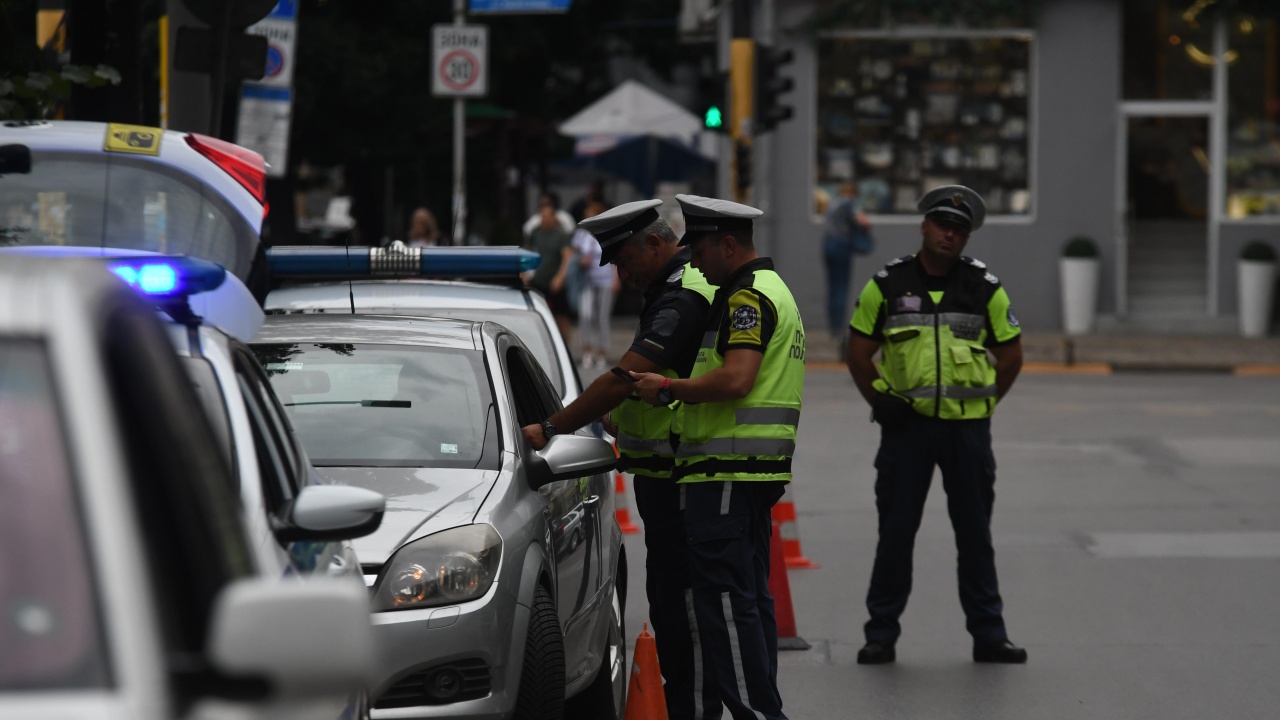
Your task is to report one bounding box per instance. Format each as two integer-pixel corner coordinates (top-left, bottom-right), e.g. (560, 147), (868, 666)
(864, 415), (1009, 644)
(633, 476), (722, 720)
(683, 480), (788, 720)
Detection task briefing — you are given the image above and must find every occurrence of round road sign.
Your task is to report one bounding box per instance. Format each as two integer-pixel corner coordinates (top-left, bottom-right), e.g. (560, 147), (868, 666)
(439, 49), (480, 92)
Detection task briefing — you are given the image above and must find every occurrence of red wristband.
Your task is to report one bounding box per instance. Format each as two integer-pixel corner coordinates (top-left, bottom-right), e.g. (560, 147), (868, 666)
(660, 377), (671, 390)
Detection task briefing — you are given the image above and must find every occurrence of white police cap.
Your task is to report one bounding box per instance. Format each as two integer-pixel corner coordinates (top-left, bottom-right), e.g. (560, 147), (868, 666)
(578, 199), (663, 266)
(675, 194), (763, 245)
(918, 185), (986, 233)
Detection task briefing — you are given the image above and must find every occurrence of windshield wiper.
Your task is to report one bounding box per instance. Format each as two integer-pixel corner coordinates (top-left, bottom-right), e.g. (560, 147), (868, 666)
(285, 400), (412, 408)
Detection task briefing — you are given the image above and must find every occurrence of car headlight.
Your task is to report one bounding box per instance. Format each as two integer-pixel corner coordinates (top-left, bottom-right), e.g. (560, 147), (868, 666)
(372, 524), (502, 611)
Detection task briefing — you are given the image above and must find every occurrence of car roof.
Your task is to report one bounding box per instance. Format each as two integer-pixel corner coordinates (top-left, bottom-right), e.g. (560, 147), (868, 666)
(254, 313), (483, 350)
(267, 278), (536, 312)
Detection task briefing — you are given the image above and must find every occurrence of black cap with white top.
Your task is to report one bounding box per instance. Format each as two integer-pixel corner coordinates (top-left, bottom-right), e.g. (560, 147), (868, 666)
(918, 185), (986, 233)
(577, 199), (663, 266)
(675, 194), (764, 245)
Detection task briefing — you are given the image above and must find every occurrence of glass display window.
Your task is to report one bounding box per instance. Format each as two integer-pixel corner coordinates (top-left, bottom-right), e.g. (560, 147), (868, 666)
(815, 33), (1033, 217)
(1225, 14), (1280, 218)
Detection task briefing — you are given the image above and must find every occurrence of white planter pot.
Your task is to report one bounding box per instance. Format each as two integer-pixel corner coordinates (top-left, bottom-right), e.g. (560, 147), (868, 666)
(1059, 257), (1099, 335)
(1237, 259), (1276, 338)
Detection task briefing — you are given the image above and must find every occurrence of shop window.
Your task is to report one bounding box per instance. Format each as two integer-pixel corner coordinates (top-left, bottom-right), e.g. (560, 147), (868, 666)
(1226, 15), (1280, 218)
(816, 34), (1032, 217)
(1123, 0), (1214, 100)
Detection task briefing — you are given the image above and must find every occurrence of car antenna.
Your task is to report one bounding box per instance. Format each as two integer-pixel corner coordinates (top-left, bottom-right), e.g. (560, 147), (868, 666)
(343, 230), (355, 314)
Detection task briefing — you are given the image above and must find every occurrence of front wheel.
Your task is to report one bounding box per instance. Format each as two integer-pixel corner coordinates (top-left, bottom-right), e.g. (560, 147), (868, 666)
(564, 579), (627, 720)
(514, 584), (565, 720)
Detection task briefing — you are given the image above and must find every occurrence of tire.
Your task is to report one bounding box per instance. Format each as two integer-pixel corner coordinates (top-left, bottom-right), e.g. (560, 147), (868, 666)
(564, 576), (627, 720)
(514, 583), (565, 720)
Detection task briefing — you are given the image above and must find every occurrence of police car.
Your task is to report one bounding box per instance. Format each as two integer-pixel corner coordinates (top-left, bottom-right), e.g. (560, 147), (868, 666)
(0, 120), (266, 284)
(263, 245), (586, 405)
(0, 255), (376, 720)
(250, 307), (628, 719)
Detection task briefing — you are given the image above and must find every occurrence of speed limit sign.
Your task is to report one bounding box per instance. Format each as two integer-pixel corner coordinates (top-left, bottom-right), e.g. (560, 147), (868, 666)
(432, 25), (488, 97)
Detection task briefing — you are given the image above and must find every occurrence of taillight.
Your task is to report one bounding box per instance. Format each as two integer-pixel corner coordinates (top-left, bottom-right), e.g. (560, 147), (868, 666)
(184, 133), (267, 205)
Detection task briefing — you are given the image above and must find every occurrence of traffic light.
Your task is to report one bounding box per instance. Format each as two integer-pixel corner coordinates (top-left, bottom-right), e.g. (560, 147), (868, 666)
(734, 140), (752, 196)
(755, 44), (795, 134)
(698, 73), (728, 133)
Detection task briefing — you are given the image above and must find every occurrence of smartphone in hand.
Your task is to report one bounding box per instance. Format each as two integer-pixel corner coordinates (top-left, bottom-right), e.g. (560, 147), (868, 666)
(611, 367), (638, 383)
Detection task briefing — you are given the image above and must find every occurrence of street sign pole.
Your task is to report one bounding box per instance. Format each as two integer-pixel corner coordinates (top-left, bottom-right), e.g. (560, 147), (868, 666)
(452, 0), (466, 246)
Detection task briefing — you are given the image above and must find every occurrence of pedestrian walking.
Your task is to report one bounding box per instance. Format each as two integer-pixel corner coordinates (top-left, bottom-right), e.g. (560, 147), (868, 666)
(632, 194), (805, 720)
(571, 200), (620, 368)
(524, 202), (575, 342)
(521, 198), (720, 720)
(844, 185), (1027, 665)
(821, 181), (873, 357)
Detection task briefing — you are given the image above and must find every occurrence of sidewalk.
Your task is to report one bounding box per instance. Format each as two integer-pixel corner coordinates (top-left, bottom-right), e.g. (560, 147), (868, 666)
(588, 317), (1280, 375)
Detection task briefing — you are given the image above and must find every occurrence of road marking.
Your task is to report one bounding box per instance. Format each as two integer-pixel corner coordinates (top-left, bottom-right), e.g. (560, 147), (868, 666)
(1087, 532), (1280, 559)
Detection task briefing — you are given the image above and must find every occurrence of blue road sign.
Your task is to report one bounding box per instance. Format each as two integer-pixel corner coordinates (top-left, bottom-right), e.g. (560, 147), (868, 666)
(469, 0), (572, 13)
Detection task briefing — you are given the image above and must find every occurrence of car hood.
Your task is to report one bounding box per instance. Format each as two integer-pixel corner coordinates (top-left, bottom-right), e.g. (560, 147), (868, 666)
(314, 466), (500, 565)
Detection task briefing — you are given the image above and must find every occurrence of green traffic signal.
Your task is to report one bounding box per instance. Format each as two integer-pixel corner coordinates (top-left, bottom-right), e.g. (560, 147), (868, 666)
(704, 105), (724, 130)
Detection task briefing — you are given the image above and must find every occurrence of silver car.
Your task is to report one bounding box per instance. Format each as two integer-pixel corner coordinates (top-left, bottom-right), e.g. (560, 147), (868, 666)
(0, 255), (376, 720)
(251, 314), (628, 720)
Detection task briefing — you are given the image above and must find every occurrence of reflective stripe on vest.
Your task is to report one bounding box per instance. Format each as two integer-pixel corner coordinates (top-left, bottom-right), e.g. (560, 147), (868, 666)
(615, 433), (674, 455)
(676, 268), (804, 483)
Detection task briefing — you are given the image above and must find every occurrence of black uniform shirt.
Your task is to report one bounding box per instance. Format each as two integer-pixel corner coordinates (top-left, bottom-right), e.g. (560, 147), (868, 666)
(628, 247), (713, 378)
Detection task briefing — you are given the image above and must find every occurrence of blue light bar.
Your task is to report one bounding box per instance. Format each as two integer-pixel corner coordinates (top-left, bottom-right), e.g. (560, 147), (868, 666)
(108, 256), (227, 298)
(267, 246), (541, 278)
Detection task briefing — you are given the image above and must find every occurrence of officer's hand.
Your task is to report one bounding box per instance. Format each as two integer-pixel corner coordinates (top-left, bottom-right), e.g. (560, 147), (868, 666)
(630, 371), (664, 404)
(522, 423), (548, 450)
(871, 392), (914, 430)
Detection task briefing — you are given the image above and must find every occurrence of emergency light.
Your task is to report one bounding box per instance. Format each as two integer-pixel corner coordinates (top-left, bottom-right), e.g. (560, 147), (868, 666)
(266, 245), (541, 279)
(107, 256), (227, 298)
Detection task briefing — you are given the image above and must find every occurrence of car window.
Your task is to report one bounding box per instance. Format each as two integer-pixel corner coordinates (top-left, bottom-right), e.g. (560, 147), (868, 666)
(236, 350), (301, 490)
(0, 151), (255, 276)
(254, 343), (498, 470)
(361, 306), (564, 394)
(101, 304), (252, 687)
(506, 346), (561, 428)
(0, 339), (111, 691)
(180, 356), (237, 492)
(236, 372), (297, 512)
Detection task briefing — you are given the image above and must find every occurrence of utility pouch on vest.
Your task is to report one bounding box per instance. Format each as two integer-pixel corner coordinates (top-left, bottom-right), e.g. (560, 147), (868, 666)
(885, 328), (920, 343)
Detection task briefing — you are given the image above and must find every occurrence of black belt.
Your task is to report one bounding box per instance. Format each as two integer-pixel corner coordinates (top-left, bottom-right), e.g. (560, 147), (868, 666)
(617, 455), (675, 473)
(671, 457), (792, 480)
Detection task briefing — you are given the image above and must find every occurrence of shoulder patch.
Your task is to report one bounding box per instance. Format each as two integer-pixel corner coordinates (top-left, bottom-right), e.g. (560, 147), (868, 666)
(964, 256), (987, 269)
(652, 307), (680, 337)
(875, 269), (889, 278)
(731, 304), (759, 331)
(667, 266), (685, 284)
(984, 271), (1000, 285)
(885, 254), (912, 268)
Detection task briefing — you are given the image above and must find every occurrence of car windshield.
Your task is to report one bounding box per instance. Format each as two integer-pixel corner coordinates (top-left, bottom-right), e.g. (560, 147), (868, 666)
(253, 343), (496, 468)
(0, 339), (111, 690)
(362, 306), (564, 394)
(0, 151), (257, 277)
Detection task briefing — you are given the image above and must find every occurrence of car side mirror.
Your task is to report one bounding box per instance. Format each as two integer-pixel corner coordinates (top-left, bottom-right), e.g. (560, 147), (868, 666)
(273, 484), (385, 542)
(207, 577), (376, 699)
(528, 433), (618, 489)
(0, 144), (32, 175)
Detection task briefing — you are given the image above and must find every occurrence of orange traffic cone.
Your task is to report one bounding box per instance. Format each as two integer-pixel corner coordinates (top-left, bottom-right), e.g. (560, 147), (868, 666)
(771, 484), (819, 569)
(615, 473), (640, 534)
(769, 519), (810, 651)
(624, 623), (668, 720)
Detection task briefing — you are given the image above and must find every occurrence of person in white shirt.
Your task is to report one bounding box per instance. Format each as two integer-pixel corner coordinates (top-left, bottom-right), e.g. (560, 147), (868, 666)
(571, 201), (619, 368)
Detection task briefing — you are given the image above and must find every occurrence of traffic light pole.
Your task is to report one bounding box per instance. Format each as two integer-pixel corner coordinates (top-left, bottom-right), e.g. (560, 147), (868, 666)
(729, 0), (752, 203)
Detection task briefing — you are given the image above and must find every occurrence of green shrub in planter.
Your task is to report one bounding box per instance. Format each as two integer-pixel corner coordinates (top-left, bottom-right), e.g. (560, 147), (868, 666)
(1062, 236), (1099, 258)
(1240, 240), (1276, 262)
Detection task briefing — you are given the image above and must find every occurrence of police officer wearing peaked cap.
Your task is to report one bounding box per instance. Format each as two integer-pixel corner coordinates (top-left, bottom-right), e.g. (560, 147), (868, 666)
(845, 184), (1028, 665)
(632, 194), (805, 720)
(521, 198), (721, 720)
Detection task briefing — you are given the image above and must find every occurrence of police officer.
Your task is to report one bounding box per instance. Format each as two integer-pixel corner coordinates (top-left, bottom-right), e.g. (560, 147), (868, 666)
(521, 199), (720, 720)
(845, 185), (1027, 665)
(633, 195), (804, 720)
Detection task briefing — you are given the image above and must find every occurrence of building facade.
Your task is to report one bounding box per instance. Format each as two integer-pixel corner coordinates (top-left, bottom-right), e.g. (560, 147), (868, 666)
(750, 0), (1279, 334)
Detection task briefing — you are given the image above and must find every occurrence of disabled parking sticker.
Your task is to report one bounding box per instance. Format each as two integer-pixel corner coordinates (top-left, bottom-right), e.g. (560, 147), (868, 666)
(104, 123), (162, 156)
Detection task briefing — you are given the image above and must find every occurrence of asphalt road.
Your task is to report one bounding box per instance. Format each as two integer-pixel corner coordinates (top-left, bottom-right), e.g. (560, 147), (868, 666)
(618, 367), (1280, 719)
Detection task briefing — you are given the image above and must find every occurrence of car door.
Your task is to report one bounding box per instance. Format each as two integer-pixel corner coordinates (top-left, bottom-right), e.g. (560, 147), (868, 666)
(501, 341), (602, 669)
